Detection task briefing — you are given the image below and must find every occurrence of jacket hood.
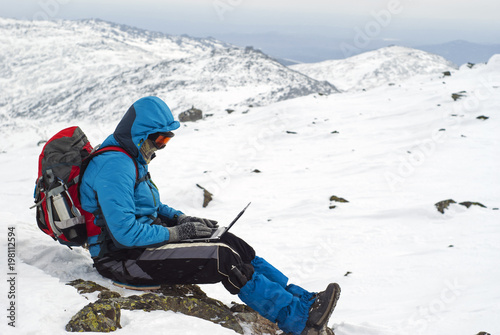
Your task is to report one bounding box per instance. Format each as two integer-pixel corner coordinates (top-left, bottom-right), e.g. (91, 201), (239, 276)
(111, 96), (180, 164)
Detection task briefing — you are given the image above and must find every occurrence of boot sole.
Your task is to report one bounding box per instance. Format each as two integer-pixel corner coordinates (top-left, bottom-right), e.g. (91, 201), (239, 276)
(310, 283), (341, 329)
(301, 324), (335, 335)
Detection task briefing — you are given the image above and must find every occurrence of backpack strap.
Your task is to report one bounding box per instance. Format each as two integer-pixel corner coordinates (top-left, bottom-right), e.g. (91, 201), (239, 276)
(80, 145), (150, 258)
(81, 145), (144, 187)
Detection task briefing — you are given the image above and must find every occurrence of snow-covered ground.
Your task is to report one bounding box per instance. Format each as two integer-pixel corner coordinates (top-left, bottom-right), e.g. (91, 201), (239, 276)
(1, 46), (499, 335)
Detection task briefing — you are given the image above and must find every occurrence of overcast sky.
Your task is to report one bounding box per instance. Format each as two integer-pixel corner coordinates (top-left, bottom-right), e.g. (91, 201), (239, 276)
(3, 0), (499, 35)
(2, 0), (499, 61)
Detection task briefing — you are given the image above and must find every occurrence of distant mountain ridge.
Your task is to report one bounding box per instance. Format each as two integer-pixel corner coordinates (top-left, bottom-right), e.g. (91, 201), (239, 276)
(415, 40), (500, 66)
(0, 18), (336, 127)
(210, 30), (500, 65)
(290, 46), (457, 92)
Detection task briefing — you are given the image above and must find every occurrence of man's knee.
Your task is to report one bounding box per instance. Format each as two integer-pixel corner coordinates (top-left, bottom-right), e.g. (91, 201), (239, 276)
(218, 244), (255, 294)
(220, 233), (256, 263)
(224, 263), (254, 294)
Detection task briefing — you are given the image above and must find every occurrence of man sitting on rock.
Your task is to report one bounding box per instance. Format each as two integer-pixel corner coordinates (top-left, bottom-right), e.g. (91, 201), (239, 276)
(79, 96), (341, 335)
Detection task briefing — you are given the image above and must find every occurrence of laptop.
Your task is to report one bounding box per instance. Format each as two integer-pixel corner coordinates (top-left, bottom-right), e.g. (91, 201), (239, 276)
(181, 202), (251, 242)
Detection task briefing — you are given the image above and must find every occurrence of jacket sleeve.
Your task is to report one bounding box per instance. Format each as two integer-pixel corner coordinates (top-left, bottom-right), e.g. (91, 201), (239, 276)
(93, 153), (171, 248)
(158, 202), (183, 219)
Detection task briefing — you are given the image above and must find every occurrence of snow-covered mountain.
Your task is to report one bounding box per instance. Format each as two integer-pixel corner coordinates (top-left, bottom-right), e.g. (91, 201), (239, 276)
(0, 18), (336, 128)
(290, 46), (457, 92)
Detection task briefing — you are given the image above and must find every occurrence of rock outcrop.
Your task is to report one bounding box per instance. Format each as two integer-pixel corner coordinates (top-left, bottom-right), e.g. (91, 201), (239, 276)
(178, 106), (203, 122)
(66, 280), (282, 334)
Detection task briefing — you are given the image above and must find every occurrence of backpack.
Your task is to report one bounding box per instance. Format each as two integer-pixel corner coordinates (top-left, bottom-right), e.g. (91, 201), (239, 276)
(32, 126), (138, 247)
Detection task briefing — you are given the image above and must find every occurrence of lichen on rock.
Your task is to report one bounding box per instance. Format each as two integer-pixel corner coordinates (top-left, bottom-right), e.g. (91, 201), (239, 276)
(435, 199), (457, 214)
(459, 201), (486, 209)
(67, 279), (121, 299)
(66, 300), (121, 332)
(435, 199), (488, 213)
(196, 184), (213, 207)
(66, 281), (282, 334)
(329, 195), (349, 209)
(451, 91), (467, 101)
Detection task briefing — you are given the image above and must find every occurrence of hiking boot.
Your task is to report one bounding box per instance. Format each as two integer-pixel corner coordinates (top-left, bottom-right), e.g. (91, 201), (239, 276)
(306, 283), (341, 329)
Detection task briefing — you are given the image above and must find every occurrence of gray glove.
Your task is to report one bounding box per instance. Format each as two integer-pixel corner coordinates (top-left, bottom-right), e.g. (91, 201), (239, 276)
(177, 214), (218, 228)
(168, 222), (212, 242)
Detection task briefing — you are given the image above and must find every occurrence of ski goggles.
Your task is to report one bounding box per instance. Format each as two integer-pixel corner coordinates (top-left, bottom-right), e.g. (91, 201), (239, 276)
(149, 131), (175, 149)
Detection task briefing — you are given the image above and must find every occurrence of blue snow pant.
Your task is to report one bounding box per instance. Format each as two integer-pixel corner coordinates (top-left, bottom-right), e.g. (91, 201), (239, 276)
(240, 257), (315, 334)
(93, 233), (314, 335)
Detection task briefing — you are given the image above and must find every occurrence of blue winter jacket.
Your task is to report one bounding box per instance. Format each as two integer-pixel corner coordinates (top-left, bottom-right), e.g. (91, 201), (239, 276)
(80, 97), (183, 258)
